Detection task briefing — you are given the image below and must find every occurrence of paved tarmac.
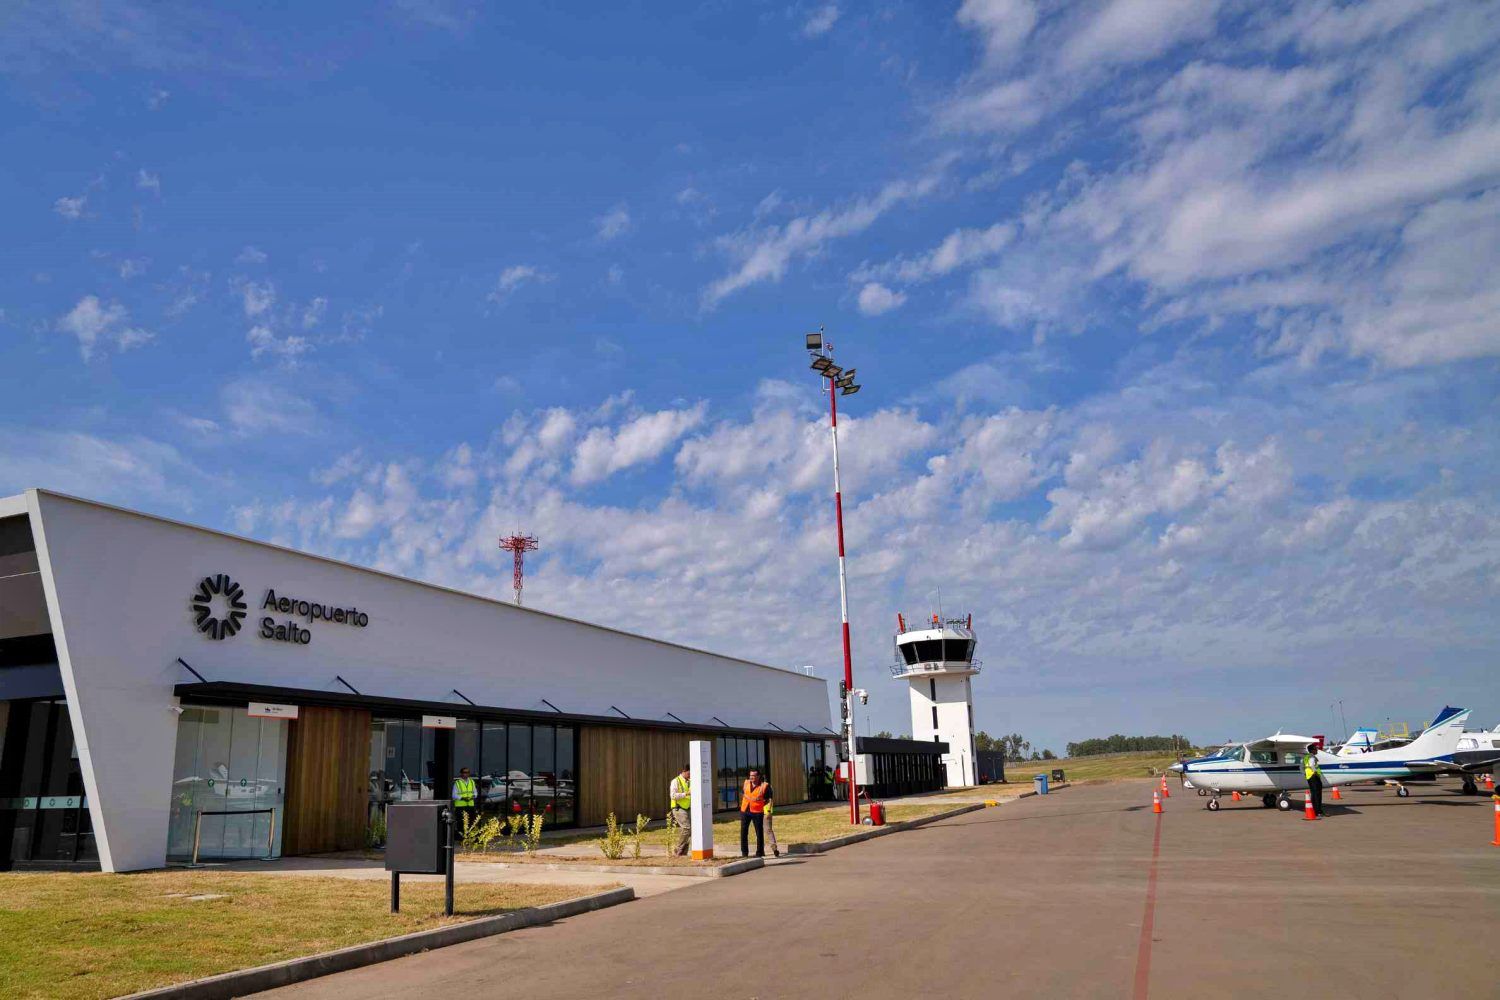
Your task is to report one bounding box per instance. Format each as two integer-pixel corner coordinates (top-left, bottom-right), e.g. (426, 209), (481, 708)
(259, 779), (1499, 999)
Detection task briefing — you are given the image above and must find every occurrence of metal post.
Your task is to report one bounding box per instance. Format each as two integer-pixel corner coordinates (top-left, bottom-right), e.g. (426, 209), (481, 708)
(828, 375), (860, 826)
(390, 871), (400, 913)
(443, 805), (455, 917)
(191, 811), (203, 867)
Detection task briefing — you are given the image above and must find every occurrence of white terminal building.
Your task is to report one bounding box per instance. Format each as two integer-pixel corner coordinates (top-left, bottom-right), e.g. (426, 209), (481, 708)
(0, 489), (848, 872)
(891, 613), (980, 787)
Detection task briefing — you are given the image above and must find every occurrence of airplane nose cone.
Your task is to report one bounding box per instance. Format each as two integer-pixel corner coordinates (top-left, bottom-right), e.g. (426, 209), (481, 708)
(1169, 762), (1184, 773)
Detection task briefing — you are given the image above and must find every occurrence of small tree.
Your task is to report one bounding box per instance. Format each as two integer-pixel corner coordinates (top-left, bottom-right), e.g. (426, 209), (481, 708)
(598, 813), (627, 860)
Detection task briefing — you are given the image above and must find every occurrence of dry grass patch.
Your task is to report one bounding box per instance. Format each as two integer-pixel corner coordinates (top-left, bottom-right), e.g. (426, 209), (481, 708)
(713, 803), (957, 848)
(0, 870), (612, 1000)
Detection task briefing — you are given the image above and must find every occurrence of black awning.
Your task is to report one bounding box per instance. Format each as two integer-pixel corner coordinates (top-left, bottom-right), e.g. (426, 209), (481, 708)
(173, 679), (819, 743)
(857, 735), (950, 755)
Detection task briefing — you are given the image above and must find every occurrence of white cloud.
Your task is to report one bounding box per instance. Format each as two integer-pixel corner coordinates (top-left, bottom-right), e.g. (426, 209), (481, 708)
(53, 194), (86, 220)
(221, 378), (318, 435)
(117, 257), (149, 279)
(146, 87), (170, 110)
(0, 429), (207, 510)
(594, 204), (631, 241)
(246, 324), (311, 364)
(855, 221), (1014, 285)
(136, 169), (160, 194)
(856, 282), (905, 316)
(704, 169), (945, 307)
(488, 264), (549, 302)
(301, 297), (328, 329)
(1058, 0), (1219, 73)
(56, 296), (153, 361)
(236, 246), (268, 265)
(957, 0), (1037, 64)
(571, 404), (707, 485)
(239, 280), (275, 317)
(801, 4), (840, 38)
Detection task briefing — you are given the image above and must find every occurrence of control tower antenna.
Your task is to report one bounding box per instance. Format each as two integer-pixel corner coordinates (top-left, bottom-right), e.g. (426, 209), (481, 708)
(498, 532), (539, 606)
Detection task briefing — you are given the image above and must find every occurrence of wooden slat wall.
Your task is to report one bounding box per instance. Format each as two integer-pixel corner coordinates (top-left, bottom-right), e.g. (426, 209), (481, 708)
(283, 705), (371, 855)
(578, 726), (719, 827)
(769, 736), (809, 807)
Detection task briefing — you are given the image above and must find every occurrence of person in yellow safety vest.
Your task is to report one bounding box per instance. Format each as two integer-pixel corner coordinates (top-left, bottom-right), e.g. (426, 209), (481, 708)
(452, 767), (478, 827)
(739, 769), (771, 858)
(763, 779), (780, 858)
(1303, 744), (1325, 817)
(668, 764), (692, 857)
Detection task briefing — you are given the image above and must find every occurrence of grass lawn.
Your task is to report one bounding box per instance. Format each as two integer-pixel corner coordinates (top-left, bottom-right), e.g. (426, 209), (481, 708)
(1019, 751), (1187, 782)
(0, 871), (612, 1000)
(713, 802), (956, 849)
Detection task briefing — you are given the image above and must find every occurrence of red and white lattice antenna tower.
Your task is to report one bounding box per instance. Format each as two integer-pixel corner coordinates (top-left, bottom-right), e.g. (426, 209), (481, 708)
(498, 532), (539, 606)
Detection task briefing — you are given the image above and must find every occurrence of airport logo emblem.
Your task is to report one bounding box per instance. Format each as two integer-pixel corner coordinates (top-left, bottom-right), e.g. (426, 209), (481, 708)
(191, 574), (248, 640)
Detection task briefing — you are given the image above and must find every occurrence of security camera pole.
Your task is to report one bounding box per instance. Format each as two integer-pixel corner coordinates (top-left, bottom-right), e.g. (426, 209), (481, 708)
(806, 329), (863, 825)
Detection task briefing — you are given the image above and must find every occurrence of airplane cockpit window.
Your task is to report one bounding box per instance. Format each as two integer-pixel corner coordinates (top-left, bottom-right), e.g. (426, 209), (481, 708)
(1249, 748), (1277, 765)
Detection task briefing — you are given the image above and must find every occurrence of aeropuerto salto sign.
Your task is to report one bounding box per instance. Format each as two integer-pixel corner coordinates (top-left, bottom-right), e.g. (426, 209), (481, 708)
(259, 587), (370, 645)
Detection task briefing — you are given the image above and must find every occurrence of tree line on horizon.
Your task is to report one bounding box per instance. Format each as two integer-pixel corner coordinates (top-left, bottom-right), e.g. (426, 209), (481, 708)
(1064, 734), (1193, 758)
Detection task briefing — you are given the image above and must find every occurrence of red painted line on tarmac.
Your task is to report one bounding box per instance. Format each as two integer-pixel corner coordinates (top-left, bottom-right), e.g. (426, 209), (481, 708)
(1131, 809), (1164, 1000)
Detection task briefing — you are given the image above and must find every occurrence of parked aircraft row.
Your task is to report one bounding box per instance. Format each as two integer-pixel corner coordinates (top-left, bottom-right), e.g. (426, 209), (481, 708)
(1172, 706), (1500, 811)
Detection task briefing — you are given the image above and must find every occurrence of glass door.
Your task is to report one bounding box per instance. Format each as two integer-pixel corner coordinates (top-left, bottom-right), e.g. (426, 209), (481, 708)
(0, 699), (97, 867)
(165, 706), (287, 861)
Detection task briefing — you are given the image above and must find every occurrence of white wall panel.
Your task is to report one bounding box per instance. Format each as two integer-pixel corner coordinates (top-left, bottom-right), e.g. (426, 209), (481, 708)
(23, 489), (829, 871)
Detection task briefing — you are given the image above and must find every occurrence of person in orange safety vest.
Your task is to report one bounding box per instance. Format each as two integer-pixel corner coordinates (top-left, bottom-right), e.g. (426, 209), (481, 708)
(739, 769), (772, 858)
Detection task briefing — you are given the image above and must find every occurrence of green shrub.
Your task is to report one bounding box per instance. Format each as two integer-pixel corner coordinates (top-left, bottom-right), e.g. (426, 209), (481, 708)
(522, 813), (545, 854)
(598, 813), (627, 860)
(631, 814), (650, 859)
(365, 810), (387, 849)
(460, 812), (501, 853)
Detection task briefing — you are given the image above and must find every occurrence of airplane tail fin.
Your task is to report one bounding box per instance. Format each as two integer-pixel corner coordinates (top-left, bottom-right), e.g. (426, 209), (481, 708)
(1337, 728), (1379, 756)
(1402, 706), (1471, 759)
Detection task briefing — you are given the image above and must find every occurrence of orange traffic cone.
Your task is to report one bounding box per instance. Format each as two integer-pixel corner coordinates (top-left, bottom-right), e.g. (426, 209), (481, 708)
(1330, 785), (1342, 801)
(1231, 791), (1241, 802)
(1485, 773), (1495, 792)
(1491, 797), (1499, 847)
(1153, 790), (1163, 814)
(1303, 791), (1319, 821)
(1160, 775), (1170, 799)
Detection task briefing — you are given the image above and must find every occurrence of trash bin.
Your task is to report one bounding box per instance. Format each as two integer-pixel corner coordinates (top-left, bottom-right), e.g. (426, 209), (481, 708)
(1033, 774), (1049, 795)
(869, 802), (885, 826)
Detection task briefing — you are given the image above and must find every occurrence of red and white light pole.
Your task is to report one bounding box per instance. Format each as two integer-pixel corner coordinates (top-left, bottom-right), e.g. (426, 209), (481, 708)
(806, 330), (863, 824)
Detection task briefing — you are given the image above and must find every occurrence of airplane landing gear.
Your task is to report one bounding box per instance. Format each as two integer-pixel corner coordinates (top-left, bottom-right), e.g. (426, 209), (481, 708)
(1197, 788), (1207, 797)
(1276, 792), (1293, 811)
(1262, 794), (1277, 809)
(1206, 795), (1221, 811)
(1461, 776), (1479, 796)
(1395, 784), (1410, 798)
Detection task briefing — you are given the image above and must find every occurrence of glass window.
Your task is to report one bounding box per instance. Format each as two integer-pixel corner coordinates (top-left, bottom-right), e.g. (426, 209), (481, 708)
(454, 720), (480, 787)
(508, 723), (532, 816)
(532, 724), (556, 821)
(554, 727), (576, 826)
(480, 722), (507, 808)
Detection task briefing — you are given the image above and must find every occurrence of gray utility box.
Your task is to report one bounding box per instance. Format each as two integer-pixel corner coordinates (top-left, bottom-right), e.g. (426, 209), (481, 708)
(385, 802), (449, 874)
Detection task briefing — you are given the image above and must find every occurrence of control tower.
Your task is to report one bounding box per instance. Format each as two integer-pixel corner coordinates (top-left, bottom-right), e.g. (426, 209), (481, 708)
(891, 613), (980, 787)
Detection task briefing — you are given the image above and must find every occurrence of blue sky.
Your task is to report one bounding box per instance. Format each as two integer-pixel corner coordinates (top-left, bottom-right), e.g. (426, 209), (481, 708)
(4, 1), (1499, 754)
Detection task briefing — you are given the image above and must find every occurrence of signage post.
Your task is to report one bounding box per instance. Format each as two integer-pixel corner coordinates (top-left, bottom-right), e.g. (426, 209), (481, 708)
(689, 739), (714, 860)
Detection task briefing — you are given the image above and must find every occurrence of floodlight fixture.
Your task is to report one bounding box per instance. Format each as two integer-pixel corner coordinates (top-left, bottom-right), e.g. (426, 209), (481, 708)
(835, 374), (854, 388)
(839, 368), (856, 381)
(810, 356), (833, 373)
(806, 332), (824, 351)
(822, 364), (843, 379)
(841, 383), (861, 395)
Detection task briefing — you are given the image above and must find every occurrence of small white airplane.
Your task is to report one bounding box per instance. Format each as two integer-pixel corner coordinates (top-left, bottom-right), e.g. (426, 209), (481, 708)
(1172, 706), (1472, 811)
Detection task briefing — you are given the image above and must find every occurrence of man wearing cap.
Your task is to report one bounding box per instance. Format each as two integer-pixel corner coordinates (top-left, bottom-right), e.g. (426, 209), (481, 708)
(1304, 744), (1325, 817)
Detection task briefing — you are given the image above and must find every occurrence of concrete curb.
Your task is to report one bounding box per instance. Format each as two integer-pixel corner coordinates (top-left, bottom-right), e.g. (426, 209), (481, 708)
(464, 857), (763, 878)
(786, 803), (987, 855)
(122, 886), (635, 1000)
